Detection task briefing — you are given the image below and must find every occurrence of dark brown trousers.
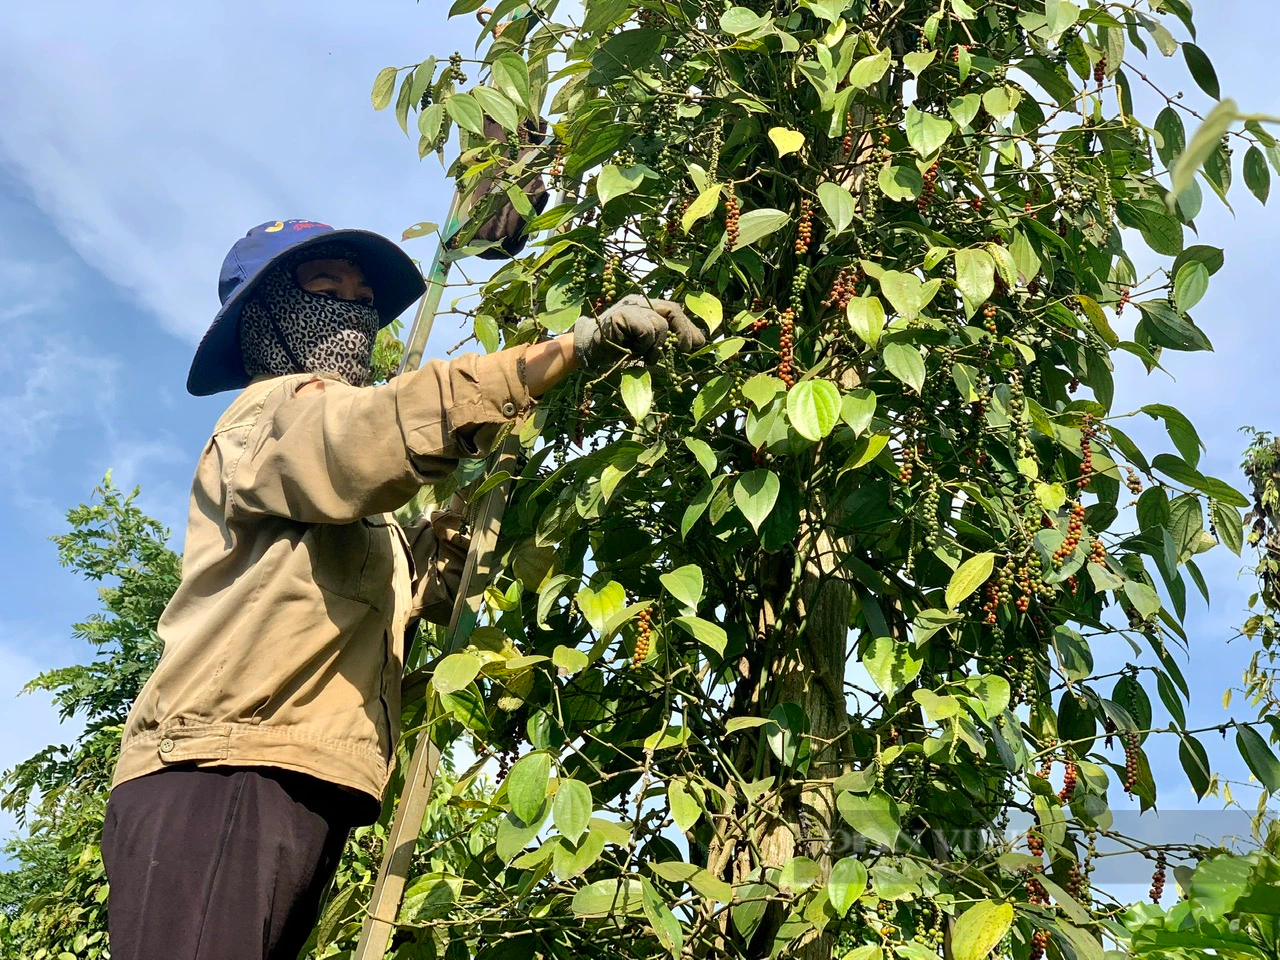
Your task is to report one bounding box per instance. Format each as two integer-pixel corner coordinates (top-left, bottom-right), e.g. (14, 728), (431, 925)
(102, 767), (359, 960)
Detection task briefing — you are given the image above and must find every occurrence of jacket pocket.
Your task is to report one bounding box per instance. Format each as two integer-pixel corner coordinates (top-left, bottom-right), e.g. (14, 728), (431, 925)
(310, 519), (383, 606)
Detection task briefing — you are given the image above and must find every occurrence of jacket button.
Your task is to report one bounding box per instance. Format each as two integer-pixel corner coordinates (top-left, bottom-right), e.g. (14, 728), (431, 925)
(502, 402), (517, 418)
(159, 738), (175, 754)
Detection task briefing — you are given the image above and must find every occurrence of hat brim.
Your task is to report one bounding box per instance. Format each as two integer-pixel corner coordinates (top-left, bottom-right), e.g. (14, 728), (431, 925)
(186, 229), (427, 397)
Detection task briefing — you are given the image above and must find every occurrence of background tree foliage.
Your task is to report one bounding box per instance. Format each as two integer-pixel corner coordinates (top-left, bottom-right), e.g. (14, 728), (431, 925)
(364, 0), (1280, 958)
(0, 479), (496, 960)
(0, 479), (174, 958)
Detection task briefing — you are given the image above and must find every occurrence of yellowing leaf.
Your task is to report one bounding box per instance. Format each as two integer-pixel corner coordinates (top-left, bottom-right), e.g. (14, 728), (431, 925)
(842, 433), (889, 471)
(849, 49), (892, 89)
(682, 184), (722, 232)
(576, 581), (626, 634)
(952, 901), (1014, 960)
(769, 127), (807, 157)
(946, 552), (996, 609)
(371, 66), (398, 110)
(1035, 482), (1067, 513)
(685, 291), (724, 332)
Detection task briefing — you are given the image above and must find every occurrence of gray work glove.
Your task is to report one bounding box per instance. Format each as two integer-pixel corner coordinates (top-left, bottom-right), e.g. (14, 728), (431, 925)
(574, 295), (707, 370)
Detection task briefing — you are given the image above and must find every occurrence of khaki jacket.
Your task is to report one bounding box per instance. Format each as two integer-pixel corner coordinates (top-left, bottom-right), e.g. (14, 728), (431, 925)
(111, 347), (532, 808)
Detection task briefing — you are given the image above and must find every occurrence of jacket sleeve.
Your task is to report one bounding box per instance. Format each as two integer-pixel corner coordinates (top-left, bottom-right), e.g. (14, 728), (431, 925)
(403, 507), (470, 626)
(228, 347), (531, 524)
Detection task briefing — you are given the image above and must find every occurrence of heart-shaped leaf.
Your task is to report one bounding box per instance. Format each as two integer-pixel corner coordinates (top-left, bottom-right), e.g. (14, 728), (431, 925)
(905, 105), (953, 157)
(849, 49), (892, 89)
(786, 380), (841, 441)
(882, 342), (926, 393)
(576, 581), (626, 634)
(432, 652), (482, 694)
(597, 164), (646, 207)
(553, 778), (593, 843)
(685, 291), (723, 332)
(684, 437), (718, 476)
(572, 878), (644, 917)
(877, 270), (941, 320)
(660, 564), (705, 608)
(507, 752), (552, 823)
(734, 470), (780, 532)
(681, 183), (722, 232)
(734, 208), (789, 248)
(818, 181), (856, 234)
(841, 389), (877, 436)
(954, 248), (996, 318)
(673, 616), (728, 656)
(828, 857), (869, 915)
(878, 165), (924, 201)
(552, 827), (606, 880)
(847, 296), (886, 346)
(863, 636), (922, 698)
(669, 779), (702, 832)
(769, 126), (806, 157)
(621, 369), (653, 422)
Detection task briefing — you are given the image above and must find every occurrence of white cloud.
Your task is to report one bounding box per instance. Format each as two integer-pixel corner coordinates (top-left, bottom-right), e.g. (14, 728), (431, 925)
(0, 235), (187, 531)
(0, 0), (469, 343)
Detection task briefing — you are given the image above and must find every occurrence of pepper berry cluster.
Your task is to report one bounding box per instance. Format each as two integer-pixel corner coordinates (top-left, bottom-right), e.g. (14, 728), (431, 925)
(821, 267), (861, 312)
(725, 189), (740, 252)
(842, 110), (855, 158)
(1094, 54), (1107, 85)
(1054, 502), (1087, 567)
(981, 575), (1003, 625)
(1058, 758), (1078, 802)
(602, 254), (620, 304)
(632, 606), (653, 667)
(447, 51), (468, 86)
(1067, 863), (1085, 899)
(496, 746), (517, 779)
(1123, 730), (1141, 794)
(778, 308), (796, 388)
(1014, 559), (1039, 613)
(1023, 836), (1050, 960)
(1150, 851), (1167, 903)
(1117, 287), (1131, 315)
(1125, 467), (1144, 496)
(1078, 414), (1097, 488)
(918, 159), (940, 214)
(1090, 538), (1107, 566)
(794, 198), (813, 254)
(982, 302), (998, 336)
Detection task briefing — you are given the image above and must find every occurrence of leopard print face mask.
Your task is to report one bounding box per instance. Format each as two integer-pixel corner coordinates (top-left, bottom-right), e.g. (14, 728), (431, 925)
(239, 245), (380, 387)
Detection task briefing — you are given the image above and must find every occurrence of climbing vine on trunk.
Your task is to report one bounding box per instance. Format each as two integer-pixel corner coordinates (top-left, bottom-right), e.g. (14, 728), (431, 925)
(368, 1), (1276, 957)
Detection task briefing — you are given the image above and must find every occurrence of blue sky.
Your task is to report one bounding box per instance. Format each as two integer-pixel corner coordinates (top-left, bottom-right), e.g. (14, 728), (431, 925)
(0, 0), (1276, 883)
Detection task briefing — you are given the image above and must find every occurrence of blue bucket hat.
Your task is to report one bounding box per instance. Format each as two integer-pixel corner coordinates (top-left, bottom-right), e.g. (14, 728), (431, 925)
(187, 219), (426, 396)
